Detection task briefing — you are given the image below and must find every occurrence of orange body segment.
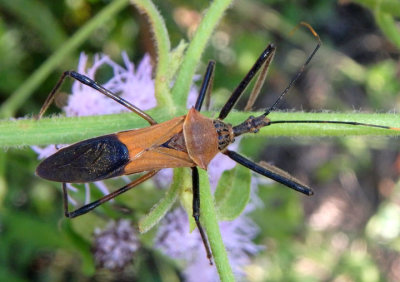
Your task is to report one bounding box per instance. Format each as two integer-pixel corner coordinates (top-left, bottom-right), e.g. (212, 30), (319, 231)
(118, 109), (221, 174)
(118, 115), (196, 174)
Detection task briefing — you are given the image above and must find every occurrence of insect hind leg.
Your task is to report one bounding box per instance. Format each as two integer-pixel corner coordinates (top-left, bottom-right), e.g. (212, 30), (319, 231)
(62, 171), (158, 218)
(37, 71), (157, 125)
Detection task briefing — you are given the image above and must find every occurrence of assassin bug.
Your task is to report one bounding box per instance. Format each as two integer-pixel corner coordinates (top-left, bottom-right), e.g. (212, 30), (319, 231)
(35, 23), (399, 264)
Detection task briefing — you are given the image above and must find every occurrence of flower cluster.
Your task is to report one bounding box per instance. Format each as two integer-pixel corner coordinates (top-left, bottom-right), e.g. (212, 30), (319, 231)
(93, 220), (140, 270)
(65, 52), (156, 117)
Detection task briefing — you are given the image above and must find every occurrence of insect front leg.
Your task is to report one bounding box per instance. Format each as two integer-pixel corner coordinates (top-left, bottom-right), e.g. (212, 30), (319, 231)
(218, 44), (276, 120)
(244, 47), (275, 111)
(62, 171), (158, 218)
(191, 167), (213, 265)
(195, 61), (216, 111)
(37, 71), (157, 125)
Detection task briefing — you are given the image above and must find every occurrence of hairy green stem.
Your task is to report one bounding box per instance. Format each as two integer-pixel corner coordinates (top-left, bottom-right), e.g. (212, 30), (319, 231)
(139, 168), (187, 233)
(0, 0), (130, 118)
(1, 112), (399, 147)
(172, 0), (234, 107)
(130, 0), (175, 114)
(198, 169), (234, 281)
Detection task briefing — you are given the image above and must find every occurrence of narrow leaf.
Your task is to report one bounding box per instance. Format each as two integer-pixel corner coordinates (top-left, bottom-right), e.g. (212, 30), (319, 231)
(138, 168), (184, 233)
(215, 165), (251, 220)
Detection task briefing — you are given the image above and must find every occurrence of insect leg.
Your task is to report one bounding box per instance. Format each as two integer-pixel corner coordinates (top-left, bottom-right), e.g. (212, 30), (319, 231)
(191, 167), (213, 265)
(62, 170), (158, 218)
(37, 71), (157, 125)
(263, 22), (321, 116)
(218, 44), (276, 120)
(224, 150), (314, 196)
(244, 47), (275, 111)
(195, 61), (215, 111)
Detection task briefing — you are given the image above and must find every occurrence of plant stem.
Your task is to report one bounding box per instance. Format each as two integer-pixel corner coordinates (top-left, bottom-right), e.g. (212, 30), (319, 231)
(172, 0), (234, 107)
(198, 169), (234, 281)
(130, 0), (175, 114)
(1, 111), (399, 147)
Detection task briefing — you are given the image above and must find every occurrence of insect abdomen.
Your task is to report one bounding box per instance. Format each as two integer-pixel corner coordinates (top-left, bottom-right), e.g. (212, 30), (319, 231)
(36, 134), (130, 183)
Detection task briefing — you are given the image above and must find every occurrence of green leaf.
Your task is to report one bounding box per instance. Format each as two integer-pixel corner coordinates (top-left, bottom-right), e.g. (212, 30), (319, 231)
(351, 0), (400, 18)
(375, 10), (400, 49)
(215, 164), (251, 220)
(353, 0), (400, 50)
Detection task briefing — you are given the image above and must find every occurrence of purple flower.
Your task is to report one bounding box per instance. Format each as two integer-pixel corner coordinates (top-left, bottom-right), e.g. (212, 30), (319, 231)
(93, 219), (140, 270)
(65, 52), (156, 116)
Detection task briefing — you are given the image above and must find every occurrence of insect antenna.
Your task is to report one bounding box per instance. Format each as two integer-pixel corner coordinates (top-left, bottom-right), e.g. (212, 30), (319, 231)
(269, 120), (400, 131)
(261, 23), (400, 132)
(263, 22), (321, 117)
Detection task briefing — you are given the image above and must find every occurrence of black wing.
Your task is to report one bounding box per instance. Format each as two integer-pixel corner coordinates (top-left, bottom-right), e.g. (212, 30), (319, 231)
(36, 134), (130, 183)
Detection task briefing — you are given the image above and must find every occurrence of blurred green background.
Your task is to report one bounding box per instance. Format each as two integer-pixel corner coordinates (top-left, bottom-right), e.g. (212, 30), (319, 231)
(1, 0), (400, 281)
